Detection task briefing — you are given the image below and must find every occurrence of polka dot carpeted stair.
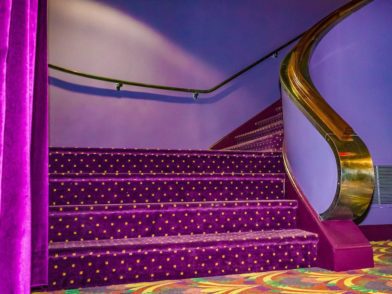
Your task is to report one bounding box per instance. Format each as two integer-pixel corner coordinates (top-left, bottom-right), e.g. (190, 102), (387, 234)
(223, 106), (283, 152)
(48, 103), (318, 290)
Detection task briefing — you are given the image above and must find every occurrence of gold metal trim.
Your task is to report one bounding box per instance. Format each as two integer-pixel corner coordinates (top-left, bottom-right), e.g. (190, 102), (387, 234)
(280, 0), (375, 220)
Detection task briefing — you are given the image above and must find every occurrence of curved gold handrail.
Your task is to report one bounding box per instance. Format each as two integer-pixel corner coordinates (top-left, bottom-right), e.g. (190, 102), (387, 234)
(280, 0), (374, 220)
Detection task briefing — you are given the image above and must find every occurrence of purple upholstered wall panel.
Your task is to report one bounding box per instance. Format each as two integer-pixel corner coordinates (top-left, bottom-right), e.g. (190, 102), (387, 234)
(48, 0), (348, 149)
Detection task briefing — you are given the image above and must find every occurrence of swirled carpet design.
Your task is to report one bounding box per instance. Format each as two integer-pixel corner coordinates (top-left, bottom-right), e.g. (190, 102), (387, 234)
(35, 240), (392, 293)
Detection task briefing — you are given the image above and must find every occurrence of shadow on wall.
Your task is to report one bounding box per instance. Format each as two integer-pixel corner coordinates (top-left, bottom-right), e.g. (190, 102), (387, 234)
(49, 76), (241, 105)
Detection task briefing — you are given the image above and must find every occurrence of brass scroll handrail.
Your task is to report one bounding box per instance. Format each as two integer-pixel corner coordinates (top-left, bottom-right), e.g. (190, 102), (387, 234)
(280, 0), (375, 220)
(49, 33), (305, 97)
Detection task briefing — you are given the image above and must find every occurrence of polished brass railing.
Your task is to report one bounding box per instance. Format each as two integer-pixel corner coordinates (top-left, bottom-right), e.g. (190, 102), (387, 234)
(49, 33), (304, 98)
(280, 0), (374, 220)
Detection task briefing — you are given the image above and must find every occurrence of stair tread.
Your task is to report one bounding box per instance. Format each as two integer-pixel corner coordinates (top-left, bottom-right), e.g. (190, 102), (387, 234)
(50, 147), (282, 157)
(49, 199), (297, 213)
(49, 229), (317, 252)
(49, 172), (286, 179)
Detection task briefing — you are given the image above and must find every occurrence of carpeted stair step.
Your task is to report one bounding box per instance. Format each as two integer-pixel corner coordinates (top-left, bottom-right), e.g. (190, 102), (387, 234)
(234, 120), (283, 144)
(224, 132), (283, 152)
(255, 112), (283, 128)
(46, 99), (321, 291)
(48, 229), (318, 290)
(49, 149), (283, 176)
(50, 174), (285, 206)
(49, 200), (298, 242)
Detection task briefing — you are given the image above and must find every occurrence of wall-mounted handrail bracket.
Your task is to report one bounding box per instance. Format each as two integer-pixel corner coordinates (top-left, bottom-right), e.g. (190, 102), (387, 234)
(116, 82), (123, 91)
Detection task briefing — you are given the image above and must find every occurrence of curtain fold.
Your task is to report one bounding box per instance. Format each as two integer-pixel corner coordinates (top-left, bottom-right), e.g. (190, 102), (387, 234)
(0, 0), (48, 292)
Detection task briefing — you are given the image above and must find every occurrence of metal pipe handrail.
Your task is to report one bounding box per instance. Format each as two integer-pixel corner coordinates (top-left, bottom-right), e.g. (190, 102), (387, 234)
(49, 33), (304, 98)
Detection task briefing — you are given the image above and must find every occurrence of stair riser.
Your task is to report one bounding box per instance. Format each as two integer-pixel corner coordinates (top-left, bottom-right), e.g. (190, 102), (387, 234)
(48, 240), (317, 290)
(235, 123), (283, 144)
(49, 153), (283, 175)
(49, 203), (297, 242)
(50, 178), (285, 205)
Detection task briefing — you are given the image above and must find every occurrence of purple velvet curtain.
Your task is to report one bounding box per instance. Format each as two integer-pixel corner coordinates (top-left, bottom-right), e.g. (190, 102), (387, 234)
(0, 0), (48, 292)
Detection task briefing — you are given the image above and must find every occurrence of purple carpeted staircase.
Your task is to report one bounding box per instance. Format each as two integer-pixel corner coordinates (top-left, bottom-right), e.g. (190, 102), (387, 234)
(223, 107), (283, 152)
(48, 101), (318, 290)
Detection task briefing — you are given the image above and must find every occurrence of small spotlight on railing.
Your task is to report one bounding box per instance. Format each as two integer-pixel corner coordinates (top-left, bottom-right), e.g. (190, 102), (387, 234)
(193, 92), (199, 100)
(273, 51), (279, 58)
(116, 82), (123, 91)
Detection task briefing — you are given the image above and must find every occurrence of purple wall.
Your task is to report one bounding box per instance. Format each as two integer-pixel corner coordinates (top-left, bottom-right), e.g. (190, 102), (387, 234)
(361, 204), (392, 225)
(49, 0), (349, 148)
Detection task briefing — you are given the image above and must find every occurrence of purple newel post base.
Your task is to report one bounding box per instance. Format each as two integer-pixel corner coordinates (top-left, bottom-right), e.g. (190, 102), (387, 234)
(285, 176), (374, 271)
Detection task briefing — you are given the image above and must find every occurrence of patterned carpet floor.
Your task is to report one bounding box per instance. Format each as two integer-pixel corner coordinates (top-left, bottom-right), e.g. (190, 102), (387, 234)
(35, 240), (392, 294)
